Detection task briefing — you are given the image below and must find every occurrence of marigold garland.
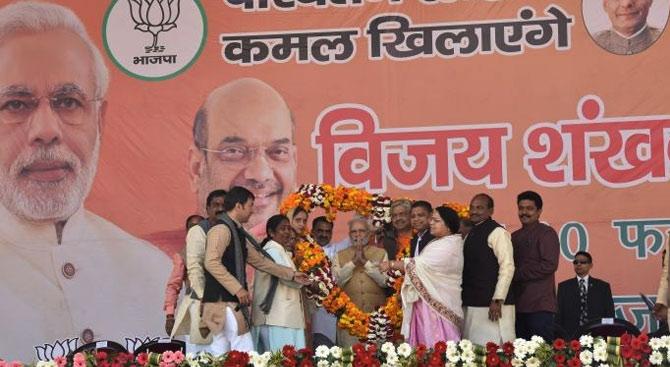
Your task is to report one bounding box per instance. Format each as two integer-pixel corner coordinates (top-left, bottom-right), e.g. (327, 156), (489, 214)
(396, 234), (411, 259)
(443, 201), (470, 220)
(280, 184), (395, 342)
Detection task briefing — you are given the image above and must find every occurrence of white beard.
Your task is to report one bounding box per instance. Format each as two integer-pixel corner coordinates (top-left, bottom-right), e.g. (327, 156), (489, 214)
(0, 135), (100, 223)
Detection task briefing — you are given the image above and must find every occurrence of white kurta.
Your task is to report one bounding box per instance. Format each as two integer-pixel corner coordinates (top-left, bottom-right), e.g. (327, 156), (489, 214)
(462, 226), (516, 345)
(0, 205), (171, 362)
(310, 240), (351, 344)
(171, 225), (213, 346)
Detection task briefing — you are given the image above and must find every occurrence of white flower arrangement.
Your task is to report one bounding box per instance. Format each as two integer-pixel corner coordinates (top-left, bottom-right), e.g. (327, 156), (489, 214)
(650, 351), (664, 366)
(525, 356), (540, 367)
(458, 339), (473, 352)
(248, 351), (271, 367)
(579, 335), (594, 348)
(329, 346), (343, 359)
(579, 350), (594, 365)
(396, 343), (412, 358)
(314, 346), (330, 359)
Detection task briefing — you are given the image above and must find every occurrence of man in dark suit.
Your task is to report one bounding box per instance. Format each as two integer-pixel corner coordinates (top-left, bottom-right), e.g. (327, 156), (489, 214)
(409, 201), (435, 257)
(556, 251), (615, 340)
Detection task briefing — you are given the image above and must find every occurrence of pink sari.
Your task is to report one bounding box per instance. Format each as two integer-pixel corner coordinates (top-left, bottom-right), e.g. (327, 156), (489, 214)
(401, 234), (464, 345)
(408, 299), (461, 346)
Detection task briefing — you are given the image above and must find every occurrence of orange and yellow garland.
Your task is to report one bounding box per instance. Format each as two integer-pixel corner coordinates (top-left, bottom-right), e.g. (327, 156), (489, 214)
(443, 201), (470, 220)
(280, 184), (378, 224)
(281, 184), (394, 341)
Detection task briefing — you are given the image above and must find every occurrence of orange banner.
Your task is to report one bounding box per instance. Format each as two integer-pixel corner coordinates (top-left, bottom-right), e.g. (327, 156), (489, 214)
(0, 0), (669, 360)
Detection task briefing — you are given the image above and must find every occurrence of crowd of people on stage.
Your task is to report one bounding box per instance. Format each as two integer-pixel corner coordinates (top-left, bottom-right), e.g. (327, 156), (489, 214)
(161, 186), (659, 354)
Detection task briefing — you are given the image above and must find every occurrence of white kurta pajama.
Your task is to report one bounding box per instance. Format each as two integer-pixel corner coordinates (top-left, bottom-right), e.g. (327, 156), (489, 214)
(0, 205), (171, 361)
(171, 225), (214, 352)
(462, 226), (516, 345)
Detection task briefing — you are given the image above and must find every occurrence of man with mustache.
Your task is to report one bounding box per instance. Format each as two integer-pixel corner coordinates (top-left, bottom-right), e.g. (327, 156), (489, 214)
(308, 216), (346, 347)
(594, 0), (660, 55)
(511, 191), (559, 341)
(188, 78), (297, 238)
(377, 199), (413, 260)
(461, 193), (515, 345)
(0, 1), (170, 361)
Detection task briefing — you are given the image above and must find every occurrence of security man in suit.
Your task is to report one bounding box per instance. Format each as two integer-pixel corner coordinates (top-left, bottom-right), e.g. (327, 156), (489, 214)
(556, 251), (615, 339)
(652, 237), (670, 334)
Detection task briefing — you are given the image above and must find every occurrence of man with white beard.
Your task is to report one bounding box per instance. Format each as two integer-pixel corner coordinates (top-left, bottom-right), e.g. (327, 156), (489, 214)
(0, 1), (170, 361)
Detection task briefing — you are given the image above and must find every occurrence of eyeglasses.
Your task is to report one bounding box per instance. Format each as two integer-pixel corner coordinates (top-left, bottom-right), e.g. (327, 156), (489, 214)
(572, 260), (591, 265)
(350, 228), (369, 235)
(201, 144), (295, 165)
(391, 212), (409, 220)
(0, 94), (102, 126)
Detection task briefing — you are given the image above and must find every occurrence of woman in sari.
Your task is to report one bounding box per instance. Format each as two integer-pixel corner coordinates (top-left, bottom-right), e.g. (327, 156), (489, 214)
(382, 206), (464, 345)
(286, 207), (316, 347)
(288, 207), (309, 238)
(251, 214), (306, 352)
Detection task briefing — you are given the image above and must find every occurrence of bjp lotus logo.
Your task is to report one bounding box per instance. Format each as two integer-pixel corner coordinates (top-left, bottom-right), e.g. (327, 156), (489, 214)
(104, 0), (206, 80)
(128, 0), (181, 53)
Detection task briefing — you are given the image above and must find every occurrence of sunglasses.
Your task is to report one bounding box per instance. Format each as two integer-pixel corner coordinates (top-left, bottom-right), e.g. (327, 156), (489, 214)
(572, 260), (591, 265)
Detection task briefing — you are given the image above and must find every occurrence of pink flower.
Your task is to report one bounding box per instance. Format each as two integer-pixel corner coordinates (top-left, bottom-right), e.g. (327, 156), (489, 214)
(161, 351), (175, 364)
(54, 356), (67, 367)
(74, 353), (86, 364)
(10, 362), (23, 367)
(74, 361), (86, 367)
(0, 360), (7, 367)
(172, 351), (184, 364)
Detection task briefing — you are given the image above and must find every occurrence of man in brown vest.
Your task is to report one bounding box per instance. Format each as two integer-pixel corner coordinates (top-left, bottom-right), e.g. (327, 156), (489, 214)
(202, 186), (310, 354)
(333, 217), (388, 346)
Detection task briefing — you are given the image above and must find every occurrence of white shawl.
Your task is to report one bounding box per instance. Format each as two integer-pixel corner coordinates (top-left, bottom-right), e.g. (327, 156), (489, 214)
(400, 234), (464, 336)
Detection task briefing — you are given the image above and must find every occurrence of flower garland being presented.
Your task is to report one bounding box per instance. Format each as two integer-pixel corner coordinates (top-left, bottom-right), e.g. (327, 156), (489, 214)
(280, 184), (396, 342)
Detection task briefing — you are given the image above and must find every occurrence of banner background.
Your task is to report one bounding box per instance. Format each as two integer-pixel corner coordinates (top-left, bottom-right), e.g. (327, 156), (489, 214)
(1, 0), (669, 357)
(60, 0), (670, 327)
